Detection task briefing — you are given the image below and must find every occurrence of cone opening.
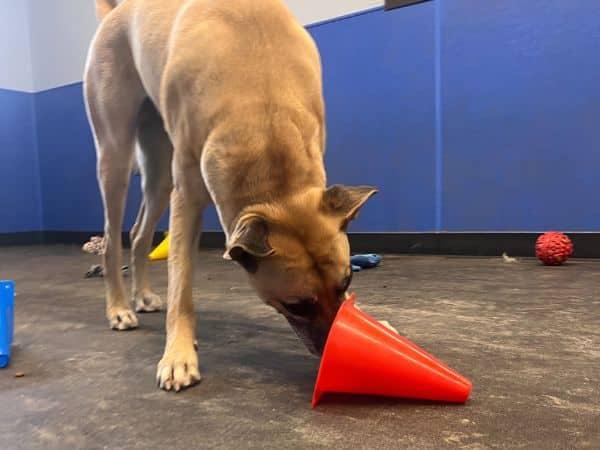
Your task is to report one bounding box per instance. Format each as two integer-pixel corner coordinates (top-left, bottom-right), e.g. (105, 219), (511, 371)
(311, 294), (356, 407)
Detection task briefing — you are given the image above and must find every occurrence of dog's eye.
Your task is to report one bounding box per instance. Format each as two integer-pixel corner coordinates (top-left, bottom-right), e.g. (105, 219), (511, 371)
(338, 270), (353, 294)
(282, 298), (317, 318)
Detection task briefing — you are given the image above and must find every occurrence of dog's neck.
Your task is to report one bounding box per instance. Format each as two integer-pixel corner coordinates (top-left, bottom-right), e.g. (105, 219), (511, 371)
(202, 111), (326, 235)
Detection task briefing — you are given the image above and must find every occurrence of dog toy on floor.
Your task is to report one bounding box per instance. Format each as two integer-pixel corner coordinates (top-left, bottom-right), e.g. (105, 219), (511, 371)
(84, 264), (129, 279)
(82, 235), (128, 278)
(535, 232), (573, 266)
(149, 233), (169, 261)
(82, 236), (105, 255)
(0, 280), (15, 368)
(351, 254), (382, 272)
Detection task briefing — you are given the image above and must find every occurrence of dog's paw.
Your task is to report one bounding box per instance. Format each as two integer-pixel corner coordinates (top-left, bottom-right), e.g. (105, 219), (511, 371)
(107, 308), (139, 330)
(156, 346), (201, 392)
(134, 290), (163, 313)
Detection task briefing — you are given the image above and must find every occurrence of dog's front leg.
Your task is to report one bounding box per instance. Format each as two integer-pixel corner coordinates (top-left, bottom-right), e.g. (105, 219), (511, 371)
(157, 155), (208, 392)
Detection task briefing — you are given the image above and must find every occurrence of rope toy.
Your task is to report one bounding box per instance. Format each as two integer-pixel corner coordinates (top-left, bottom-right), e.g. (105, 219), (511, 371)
(82, 236), (128, 278)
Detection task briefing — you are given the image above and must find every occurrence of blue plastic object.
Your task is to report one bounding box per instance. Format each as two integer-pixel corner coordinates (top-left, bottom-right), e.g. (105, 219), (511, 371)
(0, 280), (15, 368)
(351, 254), (382, 270)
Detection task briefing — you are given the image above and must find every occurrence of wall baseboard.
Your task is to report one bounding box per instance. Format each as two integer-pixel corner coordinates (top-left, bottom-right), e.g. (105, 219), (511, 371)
(41, 231), (226, 249)
(346, 233), (600, 258)
(1, 231), (599, 258)
(0, 231), (45, 246)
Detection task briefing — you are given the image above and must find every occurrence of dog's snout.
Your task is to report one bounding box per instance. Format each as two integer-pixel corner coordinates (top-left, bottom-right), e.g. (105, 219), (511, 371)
(285, 315), (328, 356)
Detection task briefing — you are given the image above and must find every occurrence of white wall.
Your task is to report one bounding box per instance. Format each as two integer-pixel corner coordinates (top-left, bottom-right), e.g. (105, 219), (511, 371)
(1, 0), (382, 93)
(285, 0), (382, 25)
(0, 3), (35, 91)
(27, 0), (99, 92)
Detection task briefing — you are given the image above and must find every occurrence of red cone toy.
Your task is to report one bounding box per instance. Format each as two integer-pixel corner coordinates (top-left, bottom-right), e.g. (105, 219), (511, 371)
(535, 232), (573, 266)
(312, 294), (472, 407)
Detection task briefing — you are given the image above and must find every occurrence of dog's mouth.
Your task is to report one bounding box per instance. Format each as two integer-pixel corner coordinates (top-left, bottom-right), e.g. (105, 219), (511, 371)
(269, 290), (349, 356)
(284, 316), (328, 356)
(281, 293), (348, 356)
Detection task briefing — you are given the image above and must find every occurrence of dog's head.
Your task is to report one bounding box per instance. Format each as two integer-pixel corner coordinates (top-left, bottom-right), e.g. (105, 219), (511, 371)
(224, 185), (377, 355)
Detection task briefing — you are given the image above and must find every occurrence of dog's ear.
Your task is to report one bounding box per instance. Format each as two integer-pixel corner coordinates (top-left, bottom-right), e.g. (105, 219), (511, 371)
(321, 185), (378, 225)
(224, 215), (274, 273)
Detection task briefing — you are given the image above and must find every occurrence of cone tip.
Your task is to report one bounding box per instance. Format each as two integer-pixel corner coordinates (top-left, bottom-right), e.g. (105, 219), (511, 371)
(461, 378), (473, 402)
(445, 375), (472, 403)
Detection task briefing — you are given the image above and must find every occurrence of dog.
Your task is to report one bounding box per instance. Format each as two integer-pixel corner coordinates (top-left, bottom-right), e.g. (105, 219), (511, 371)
(85, 0), (377, 392)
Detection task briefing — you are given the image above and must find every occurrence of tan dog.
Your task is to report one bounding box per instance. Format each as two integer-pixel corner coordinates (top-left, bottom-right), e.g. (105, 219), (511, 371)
(85, 0), (377, 392)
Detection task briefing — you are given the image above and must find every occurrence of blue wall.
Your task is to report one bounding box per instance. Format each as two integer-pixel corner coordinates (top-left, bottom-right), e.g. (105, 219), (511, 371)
(36, 83), (106, 231)
(441, 0), (600, 231)
(34, 82), (221, 232)
(0, 89), (42, 233)
(2, 1), (600, 234)
(309, 6), (436, 232)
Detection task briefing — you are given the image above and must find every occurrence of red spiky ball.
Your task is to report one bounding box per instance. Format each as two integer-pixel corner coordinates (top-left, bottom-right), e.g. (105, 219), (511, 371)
(535, 232), (573, 266)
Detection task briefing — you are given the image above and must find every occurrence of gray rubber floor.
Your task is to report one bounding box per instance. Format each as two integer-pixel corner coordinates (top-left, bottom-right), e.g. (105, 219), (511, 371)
(0, 245), (598, 449)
